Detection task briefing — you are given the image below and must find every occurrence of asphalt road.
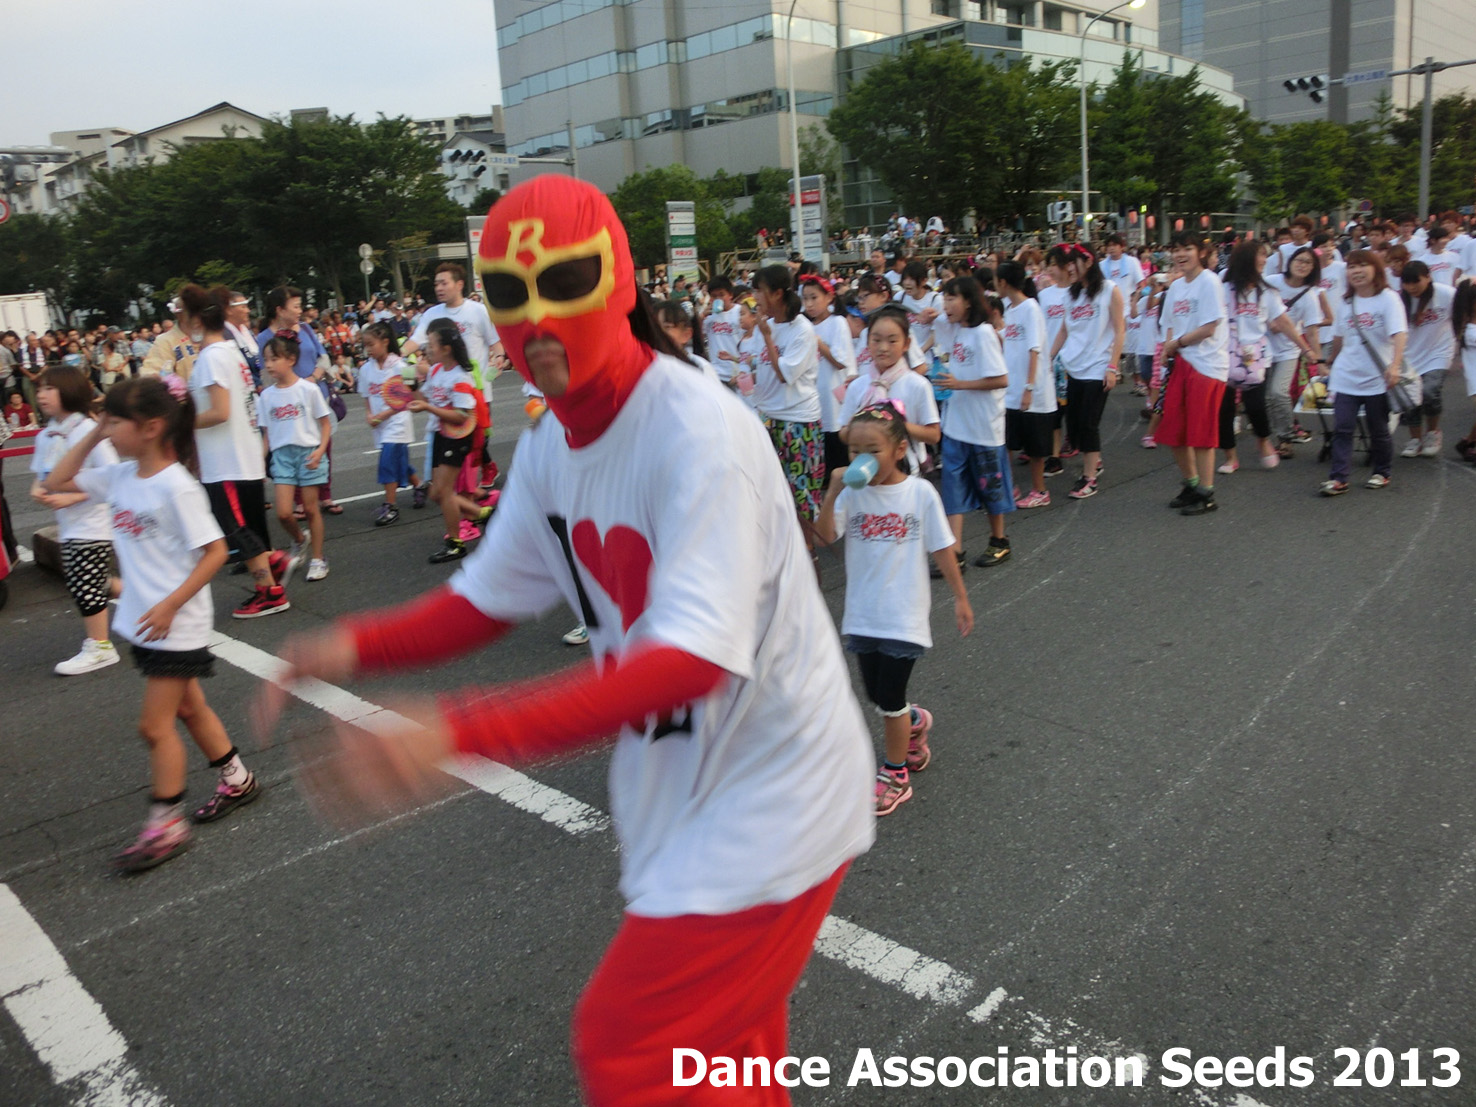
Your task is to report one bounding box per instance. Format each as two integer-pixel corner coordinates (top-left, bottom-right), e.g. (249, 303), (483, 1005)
(2, 383), (1473, 1107)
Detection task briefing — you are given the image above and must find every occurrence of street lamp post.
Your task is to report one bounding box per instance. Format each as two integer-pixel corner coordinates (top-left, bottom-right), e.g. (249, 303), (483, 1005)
(1080, 0), (1145, 240)
(787, 0), (803, 259)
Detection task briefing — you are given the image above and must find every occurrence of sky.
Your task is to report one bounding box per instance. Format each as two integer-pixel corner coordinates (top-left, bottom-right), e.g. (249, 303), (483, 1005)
(3, 0), (508, 147)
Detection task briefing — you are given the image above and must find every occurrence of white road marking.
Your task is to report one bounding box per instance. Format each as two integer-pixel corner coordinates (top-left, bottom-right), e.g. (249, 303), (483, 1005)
(207, 626), (1278, 1107)
(0, 884), (170, 1107)
(207, 631), (610, 837)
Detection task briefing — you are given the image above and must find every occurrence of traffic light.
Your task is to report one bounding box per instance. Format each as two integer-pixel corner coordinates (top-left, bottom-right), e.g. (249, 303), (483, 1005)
(1283, 74), (1328, 103)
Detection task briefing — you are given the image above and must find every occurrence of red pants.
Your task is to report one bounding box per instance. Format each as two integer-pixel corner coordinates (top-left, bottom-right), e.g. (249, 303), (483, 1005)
(1155, 357), (1225, 449)
(572, 865), (847, 1106)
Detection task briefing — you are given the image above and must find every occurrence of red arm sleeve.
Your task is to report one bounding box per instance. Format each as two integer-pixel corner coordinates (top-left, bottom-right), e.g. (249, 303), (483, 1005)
(345, 585), (512, 673)
(442, 645), (725, 765)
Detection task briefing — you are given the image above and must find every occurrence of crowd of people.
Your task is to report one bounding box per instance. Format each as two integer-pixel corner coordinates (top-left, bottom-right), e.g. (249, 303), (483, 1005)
(9, 174), (1476, 1104)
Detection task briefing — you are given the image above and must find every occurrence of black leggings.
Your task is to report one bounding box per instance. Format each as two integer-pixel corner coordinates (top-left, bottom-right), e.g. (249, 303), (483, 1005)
(856, 651), (917, 715)
(1219, 382), (1271, 450)
(1064, 376), (1108, 453)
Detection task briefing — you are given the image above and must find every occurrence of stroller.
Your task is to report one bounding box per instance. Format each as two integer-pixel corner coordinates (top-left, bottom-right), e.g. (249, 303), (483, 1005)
(1294, 362), (1370, 464)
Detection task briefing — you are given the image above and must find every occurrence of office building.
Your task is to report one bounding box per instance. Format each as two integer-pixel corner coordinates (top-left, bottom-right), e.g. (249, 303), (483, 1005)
(496, 0), (1240, 228)
(1158, 0), (1476, 125)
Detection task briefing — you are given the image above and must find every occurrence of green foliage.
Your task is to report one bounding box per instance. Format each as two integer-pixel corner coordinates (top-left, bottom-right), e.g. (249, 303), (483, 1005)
(25, 112), (462, 318)
(798, 124), (845, 231)
(1090, 58), (1245, 227)
(826, 41), (991, 226)
(1386, 92), (1476, 213)
(0, 214), (72, 301)
(985, 57), (1082, 222)
(608, 164), (734, 268)
(468, 186), (503, 214)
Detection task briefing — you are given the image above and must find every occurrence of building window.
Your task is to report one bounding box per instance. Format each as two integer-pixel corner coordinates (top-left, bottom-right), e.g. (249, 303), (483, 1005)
(930, 0), (957, 15)
(1180, 0), (1204, 59)
(1042, 5), (1063, 31)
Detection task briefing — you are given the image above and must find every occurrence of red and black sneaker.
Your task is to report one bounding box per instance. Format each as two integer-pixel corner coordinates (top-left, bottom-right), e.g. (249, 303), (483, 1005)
(233, 586), (291, 620)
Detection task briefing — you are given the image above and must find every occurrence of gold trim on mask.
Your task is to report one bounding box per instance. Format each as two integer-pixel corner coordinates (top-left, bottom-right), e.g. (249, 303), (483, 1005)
(475, 219), (616, 326)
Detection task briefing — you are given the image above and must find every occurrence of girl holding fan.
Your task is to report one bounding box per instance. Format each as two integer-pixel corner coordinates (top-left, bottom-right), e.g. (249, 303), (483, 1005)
(44, 377), (260, 872)
(357, 322), (425, 524)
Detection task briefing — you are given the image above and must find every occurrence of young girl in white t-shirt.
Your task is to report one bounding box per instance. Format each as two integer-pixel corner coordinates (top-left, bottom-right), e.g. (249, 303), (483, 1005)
(899, 261), (944, 355)
(44, 376), (261, 873)
(30, 366), (121, 676)
(357, 322), (425, 524)
(816, 402), (972, 817)
(802, 276), (860, 480)
(260, 335), (334, 581)
(1396, 262), (1457, 458)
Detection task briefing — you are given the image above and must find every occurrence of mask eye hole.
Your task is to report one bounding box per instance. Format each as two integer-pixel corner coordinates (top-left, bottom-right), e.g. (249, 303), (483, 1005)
(535, 256), (603, 302)
(484, 273), (531, 311)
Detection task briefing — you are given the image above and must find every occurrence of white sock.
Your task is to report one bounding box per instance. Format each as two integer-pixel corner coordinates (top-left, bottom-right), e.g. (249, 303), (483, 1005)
(220, 754), (250, 788)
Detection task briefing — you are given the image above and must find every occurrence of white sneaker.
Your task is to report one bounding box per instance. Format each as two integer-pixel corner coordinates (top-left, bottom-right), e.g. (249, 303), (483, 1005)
(55, 638), (120, 676)
(305, 558), (329, 582)
(561, 624), (589, 646)
(1421, 430), (1443, 457)
(1400, 437), (1423, 458)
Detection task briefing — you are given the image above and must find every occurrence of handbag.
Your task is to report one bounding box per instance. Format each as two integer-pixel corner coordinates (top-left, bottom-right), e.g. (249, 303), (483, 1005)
(319, 377), (347, 421)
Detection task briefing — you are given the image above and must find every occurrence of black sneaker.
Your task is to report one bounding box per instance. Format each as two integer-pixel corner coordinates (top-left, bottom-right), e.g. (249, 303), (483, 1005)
(973, 542), (1011, 568)
(1044, 457), (1064, 477)
(1180, 488), (1218, 515)
(1168, 482), (1199, 509)
(429, 537), (467, 564)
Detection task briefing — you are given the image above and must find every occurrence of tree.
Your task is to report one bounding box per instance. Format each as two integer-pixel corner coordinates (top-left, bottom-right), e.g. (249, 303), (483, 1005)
(1240, 120), (1352, 223)
(609, 164), (734, 269)
(468, 186), (503, 214)
(0, 214), (72, 304)
(826, 41), (992, 227)
(984, 57), (1081, 225)
(1090, 52), (1159, 214)
(1386, 92), (1476, 213)
(798, 124), (845, 232)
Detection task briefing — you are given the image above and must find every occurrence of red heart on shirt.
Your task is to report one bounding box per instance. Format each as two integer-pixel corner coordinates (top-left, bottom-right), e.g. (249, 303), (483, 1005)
(571, 521), (653, 633)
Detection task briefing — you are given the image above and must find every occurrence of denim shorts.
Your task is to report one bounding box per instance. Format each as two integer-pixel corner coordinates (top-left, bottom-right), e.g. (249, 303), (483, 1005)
(376, 441), (417, 486)
(845, 634), (926, 660)
(269, 443), (329, 486)
(940, 436), (1015, 516)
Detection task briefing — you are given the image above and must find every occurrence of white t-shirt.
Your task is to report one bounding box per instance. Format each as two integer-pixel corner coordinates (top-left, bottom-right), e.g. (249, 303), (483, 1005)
(752, 315), (821, 424)
(1037, 285), (1070, 361)
(1422, 248), (1458, 287)
(1268, 239), (1312, 276)
(1263, 275), (1323, 362)
(422, 363), (478, 437)
(703, 304), (743, 381)
(72, 461), (223, 651)
(1463, 325), (1476, 396)
(448, 355), (874, 916)
(1133, 287), (1162, 357)
(1223, 282), (1286, 369)
(1448, 233), (1473, 274)
(30, 413), (118, 541)
(835, 475), (953, 649)
(943, 322), (1007, 446)
(1401, 282), (1456, 376)
(411, 300), (501, 396)
(1001, 298), (1053, 413)
(189, 340), (264, 484)
(838, 368), (940, 474)
(1162, 269), (1230, 381)
(1318, 258), (1347, 311)
(734, 331), (764, 411)
(1100, 252), (1144, 302)
(357, 355), (416, 445)
(810, 312), (858, 432)
(1059, 284), (1119, 381)
(260, 377), (332, 452)
(900, 290), (943, 352)
(1330, 289), (1408, 396)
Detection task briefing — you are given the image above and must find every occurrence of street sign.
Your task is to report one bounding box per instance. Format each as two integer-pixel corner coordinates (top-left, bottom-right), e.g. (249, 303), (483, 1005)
(0, 198), (10, 224)
(666, 201), (699, 283)
(357, 242), (373, 260)
(1342, 68), (1388, 85)
(359, 259), (375, 275)
(466, 217), (487, 298)
(1048, 200), (1074, 224)
(485, 153), (520, 169)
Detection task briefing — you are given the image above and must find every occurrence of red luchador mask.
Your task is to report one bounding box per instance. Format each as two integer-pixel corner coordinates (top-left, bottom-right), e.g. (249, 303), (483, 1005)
(476, 178), (645, 441)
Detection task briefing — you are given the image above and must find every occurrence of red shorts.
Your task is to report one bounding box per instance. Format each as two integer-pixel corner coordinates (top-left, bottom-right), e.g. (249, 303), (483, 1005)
(572, 865), (848, 1106)
(1155, 357), (1225, 449)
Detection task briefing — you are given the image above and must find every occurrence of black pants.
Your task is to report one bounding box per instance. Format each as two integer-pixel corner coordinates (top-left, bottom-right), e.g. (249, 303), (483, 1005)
(1064, 377), (1108, 453)
(1219, 382), (1271, 450)
(856, 651), (917, 714)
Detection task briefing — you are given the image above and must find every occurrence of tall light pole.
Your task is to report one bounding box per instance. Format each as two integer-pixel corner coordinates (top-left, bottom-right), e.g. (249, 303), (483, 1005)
(787, 0), (803, 259)
(1080, 0), (1144, 239)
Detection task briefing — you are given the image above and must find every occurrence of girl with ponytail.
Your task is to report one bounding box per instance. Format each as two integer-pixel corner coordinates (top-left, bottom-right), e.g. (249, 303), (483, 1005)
(43, 376), (263, 872)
